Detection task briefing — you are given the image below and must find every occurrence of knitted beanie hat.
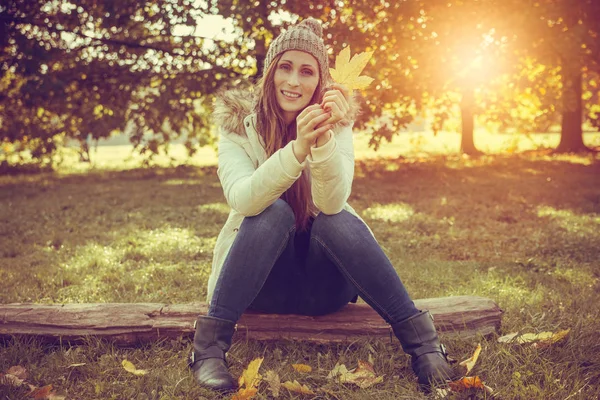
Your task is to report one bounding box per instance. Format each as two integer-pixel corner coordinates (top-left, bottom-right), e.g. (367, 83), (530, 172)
(263, 18), (329, 81)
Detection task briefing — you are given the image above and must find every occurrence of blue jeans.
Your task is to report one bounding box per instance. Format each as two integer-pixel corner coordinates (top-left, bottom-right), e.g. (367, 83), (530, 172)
(208, 199), (418, 324)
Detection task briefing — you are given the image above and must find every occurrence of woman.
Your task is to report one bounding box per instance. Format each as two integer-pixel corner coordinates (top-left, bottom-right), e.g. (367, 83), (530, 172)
(189, 17), (455, 392)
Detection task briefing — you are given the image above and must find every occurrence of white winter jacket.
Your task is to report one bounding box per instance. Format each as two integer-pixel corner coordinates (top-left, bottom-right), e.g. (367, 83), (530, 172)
(206, 89), (373, 302)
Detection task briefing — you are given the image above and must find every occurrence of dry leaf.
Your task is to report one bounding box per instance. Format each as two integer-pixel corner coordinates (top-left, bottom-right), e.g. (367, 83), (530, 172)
(327, 360), (383, 389)
(448, 376), (494, 394)
(263, 370), (281, 398)
(281, 380), (315, 395)
(239, 357), (264, 389)
(344, 360), (384, 389)
(231, 387), (258, 400)
(67, 363), (86, 368)
(497, 332), (519, 343)
(291, 363), (312, 373)
(449, 376), (485, 391)
(329, 46), (374, 90)
(121, 359), (147, 376)
(326, 363), (350, 381)
(498, 329), (570, 347)
(533, 329), (570, 348)
(0, 373), (24, 387)
(6, 366), (27, 380)
(29, 385), (53, 400)
(459, 343), (482, 374)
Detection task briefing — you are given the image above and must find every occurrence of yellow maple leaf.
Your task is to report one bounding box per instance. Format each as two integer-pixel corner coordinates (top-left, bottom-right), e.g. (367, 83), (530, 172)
(459, 343), (482, 374)
(329, 46), (374, 90)
(121, 360), (147, 376)
(239, 357), (264, 389)
(281, 379), (315, 395)
(291, 363), (312, 373)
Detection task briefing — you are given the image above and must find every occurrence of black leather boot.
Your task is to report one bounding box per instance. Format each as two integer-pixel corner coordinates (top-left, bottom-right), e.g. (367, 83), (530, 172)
(391, 310), (457, 389)
(188, 315), (237, 393)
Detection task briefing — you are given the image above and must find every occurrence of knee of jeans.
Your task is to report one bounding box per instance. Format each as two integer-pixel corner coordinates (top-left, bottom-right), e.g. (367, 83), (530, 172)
(250, 198), (295, 228)
(312, 210), (350, 237)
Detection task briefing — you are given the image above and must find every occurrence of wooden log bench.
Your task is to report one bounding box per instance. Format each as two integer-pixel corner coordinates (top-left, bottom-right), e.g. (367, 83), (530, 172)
(0, 295), (502, 346)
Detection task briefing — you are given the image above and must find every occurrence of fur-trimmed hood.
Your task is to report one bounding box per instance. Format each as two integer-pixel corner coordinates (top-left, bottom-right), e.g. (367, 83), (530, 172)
(212, 87), (361, 137)
(212, 88), (255, 138)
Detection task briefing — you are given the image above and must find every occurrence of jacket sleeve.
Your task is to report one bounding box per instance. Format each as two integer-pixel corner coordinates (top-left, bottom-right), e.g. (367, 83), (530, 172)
(217, 131), (306, 216)
(307, 123), (355, 215)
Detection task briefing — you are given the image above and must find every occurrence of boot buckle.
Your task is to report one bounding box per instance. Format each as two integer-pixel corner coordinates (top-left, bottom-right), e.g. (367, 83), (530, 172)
(440, 344), (448, 357)
(188, 351), (196, 368)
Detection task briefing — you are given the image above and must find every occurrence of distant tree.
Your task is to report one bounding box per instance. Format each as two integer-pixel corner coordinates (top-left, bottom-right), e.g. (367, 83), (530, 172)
(489, 0), (600, 152)
(0, 0), (245, 164)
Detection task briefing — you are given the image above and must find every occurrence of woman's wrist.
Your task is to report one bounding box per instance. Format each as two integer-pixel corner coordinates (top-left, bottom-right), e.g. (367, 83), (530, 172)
(291, 140), (310, 163)
(314, 130), (332, 148)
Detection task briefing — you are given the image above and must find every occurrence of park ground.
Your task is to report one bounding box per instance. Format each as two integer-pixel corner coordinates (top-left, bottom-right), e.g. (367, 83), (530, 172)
(1, 131), (600, 399)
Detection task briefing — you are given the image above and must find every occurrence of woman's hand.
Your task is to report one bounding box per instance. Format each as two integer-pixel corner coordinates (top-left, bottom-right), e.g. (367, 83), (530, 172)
(293, 104), (333, 158)
(320, 83), (351, 126)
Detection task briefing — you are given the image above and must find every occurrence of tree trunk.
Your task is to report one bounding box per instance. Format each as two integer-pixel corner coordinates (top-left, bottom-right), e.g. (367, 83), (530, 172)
(253, 41), (266, 82)
(556, 61), (588, 152)
(251, 1), (269, 83)
(0, 296), (502, 346)
(460, 86), (482, 155)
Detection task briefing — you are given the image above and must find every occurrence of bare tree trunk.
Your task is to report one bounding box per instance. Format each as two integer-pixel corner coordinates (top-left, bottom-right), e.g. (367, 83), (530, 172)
(252, 1), (269, 83)
(556, 61), (588, 152)
(460, 86), (483, 155)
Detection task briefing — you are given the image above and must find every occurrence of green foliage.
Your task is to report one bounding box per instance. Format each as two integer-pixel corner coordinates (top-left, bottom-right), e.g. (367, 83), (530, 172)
(2, 0), (600, 164)
(0, 0), (240, 164)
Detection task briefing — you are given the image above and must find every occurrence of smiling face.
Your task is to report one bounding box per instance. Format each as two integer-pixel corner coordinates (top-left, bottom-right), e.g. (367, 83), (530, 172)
(273, 50), (321, 124)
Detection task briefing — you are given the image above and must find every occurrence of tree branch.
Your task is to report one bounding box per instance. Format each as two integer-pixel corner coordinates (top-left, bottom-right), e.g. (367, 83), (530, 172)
(0, 15), (228, 61)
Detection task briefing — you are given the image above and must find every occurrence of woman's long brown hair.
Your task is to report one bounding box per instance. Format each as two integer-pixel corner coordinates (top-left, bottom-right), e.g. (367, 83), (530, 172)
(255, 53), (323, 232)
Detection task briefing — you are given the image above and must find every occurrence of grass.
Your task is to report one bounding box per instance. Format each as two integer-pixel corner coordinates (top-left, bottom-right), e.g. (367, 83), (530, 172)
(1, 132), (600, 399)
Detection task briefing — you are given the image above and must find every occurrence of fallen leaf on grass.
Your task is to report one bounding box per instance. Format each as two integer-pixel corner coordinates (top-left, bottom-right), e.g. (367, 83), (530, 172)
(326, 363), (349, 381)
(238, 357), (263, 389)
(327, 360), (384, 389)
(459, 343), (482, 374)
(7, 366), (28, 380)
(29, 384), (66, 400)
(281, 380), (315, 395)
(445, 376), (494, 395)
(533, 329), (570, 348)
(291, 363), (312, 373)
(498, 329), (570, 347)
(233, 357), (264, 400)
(231, 387), (257, 400)
(263, 370), (281, 398)
(0, 372), (24, 387)
(2, 366), (65, 399)
(121, 360), (147, 376)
